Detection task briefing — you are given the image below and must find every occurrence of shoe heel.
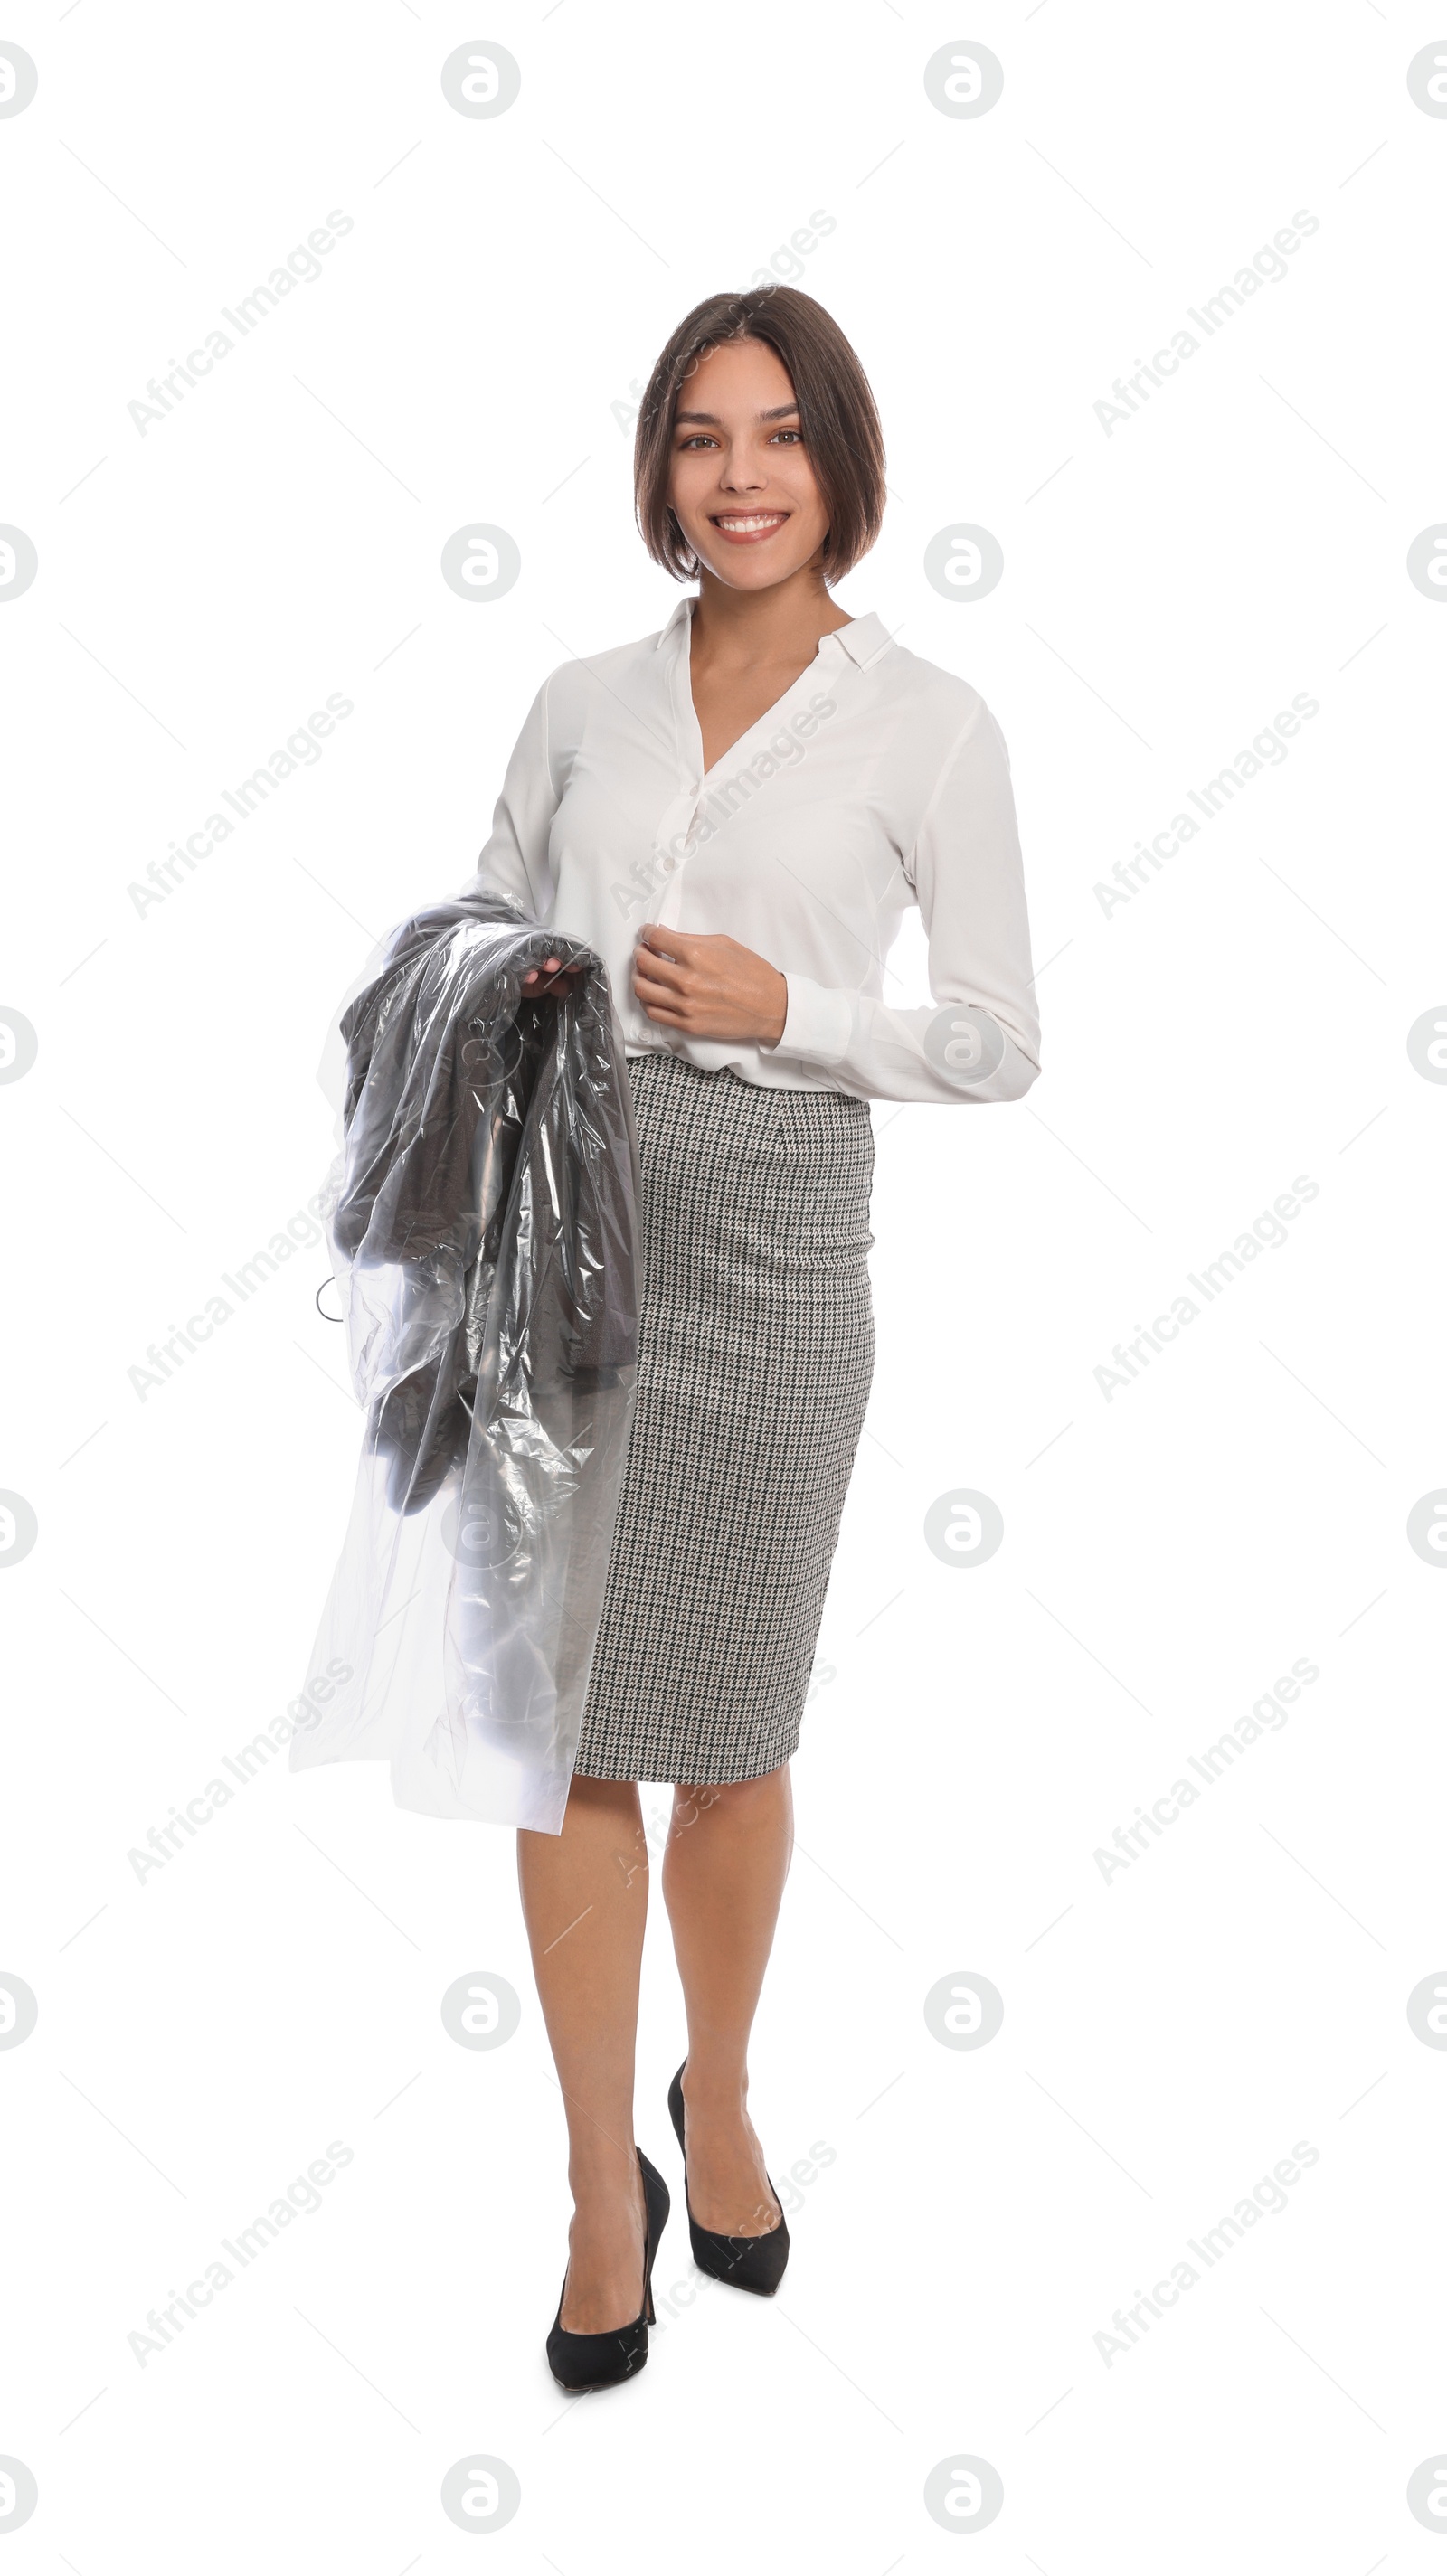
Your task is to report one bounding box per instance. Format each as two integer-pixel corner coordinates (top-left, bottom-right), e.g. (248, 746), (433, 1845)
(638, 2148), (669, 2328)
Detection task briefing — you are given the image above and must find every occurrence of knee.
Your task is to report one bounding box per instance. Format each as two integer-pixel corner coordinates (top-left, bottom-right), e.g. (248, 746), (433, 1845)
(674, 1766), (787, 1821)
(564, 1772), (644, 1829)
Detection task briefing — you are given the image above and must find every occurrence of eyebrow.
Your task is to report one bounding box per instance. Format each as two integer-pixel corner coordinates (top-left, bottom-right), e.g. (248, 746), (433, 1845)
(673, 402), (801, 426)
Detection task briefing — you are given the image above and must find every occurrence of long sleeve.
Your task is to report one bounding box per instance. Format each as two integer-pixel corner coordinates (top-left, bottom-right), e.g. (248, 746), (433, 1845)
(468, 675), (565, 920)
(769, 694), (1042, 1107)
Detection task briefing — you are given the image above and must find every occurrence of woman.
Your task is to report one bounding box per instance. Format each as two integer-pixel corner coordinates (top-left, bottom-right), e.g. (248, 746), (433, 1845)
(469, 287), (1041, 2389)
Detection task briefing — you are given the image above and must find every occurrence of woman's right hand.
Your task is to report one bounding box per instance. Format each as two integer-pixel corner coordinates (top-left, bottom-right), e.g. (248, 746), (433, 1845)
(522, 955), (583, 998)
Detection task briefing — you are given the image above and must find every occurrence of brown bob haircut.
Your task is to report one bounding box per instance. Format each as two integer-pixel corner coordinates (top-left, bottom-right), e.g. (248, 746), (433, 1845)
(633, 287), (885, 584)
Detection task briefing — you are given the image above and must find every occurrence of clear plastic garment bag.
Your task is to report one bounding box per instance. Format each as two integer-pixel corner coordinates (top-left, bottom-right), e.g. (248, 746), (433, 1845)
(292, 892), (639, 1832)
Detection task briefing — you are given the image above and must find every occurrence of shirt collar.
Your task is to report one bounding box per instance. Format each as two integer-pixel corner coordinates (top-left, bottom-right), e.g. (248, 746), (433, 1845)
(828, 610), (891, 668)
(655, 595), (892, 669)
(656, 597), (694, 647)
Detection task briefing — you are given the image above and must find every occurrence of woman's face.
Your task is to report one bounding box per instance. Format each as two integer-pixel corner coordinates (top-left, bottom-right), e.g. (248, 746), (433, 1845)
(666, 336), (829, 592)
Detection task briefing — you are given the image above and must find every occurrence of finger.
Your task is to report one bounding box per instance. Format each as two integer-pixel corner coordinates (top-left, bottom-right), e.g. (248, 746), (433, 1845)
(633, 963), (691, 1012)
(634, 963), (678, 996)
(637, 923), (705, 960)
(640, 924), (727, 958)
(633, 946), (691, 993)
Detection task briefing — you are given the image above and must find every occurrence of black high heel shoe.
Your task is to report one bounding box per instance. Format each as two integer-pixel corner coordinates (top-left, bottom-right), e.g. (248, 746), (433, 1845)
(667, 2062), (790, 2298)
(545, 2149), (671, 2392)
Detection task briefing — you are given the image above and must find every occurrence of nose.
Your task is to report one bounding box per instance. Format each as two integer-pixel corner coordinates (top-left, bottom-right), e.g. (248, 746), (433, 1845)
(718, 442), (767, 495)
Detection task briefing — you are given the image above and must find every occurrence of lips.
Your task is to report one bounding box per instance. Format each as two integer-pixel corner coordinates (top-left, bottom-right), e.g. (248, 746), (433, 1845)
(711, 511), (790, 543)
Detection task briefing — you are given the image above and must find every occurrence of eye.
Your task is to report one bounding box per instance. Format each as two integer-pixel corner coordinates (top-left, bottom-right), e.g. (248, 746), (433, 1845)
(676, 432), (718, 450)
(771, 428), (803, 444)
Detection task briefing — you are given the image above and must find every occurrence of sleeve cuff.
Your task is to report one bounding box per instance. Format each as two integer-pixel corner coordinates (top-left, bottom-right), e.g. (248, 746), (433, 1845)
(770, 974), (854, 1066)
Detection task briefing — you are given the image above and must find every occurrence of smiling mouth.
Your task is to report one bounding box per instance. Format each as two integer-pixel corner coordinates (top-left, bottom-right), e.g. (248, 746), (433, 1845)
(711, 511), (790, 541)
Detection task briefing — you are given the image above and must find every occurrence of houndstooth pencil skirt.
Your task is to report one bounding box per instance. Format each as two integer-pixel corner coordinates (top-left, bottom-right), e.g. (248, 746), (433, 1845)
(572, 1050), (875, 1786)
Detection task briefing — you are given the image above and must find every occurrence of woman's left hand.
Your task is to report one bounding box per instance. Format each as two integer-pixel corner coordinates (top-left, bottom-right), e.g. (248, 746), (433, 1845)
(633, 925), (788, 1048)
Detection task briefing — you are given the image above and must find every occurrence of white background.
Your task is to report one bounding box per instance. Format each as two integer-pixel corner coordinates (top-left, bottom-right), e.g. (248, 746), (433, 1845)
(3, 1), (1446, 2566)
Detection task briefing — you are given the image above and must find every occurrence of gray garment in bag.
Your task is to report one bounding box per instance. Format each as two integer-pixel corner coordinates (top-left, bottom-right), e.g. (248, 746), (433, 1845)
(293, 891), (640, 1831)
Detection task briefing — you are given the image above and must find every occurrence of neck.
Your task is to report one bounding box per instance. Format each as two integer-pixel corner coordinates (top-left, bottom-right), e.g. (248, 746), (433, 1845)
(689, 561), (853, 665)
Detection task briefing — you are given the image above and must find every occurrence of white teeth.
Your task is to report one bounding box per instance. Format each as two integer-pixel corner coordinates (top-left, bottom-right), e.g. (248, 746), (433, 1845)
(716, 514), (783, 532)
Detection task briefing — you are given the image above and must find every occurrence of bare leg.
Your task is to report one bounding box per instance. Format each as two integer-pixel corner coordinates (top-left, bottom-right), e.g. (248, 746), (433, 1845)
(661, 1765), (793, 2234)
(517, 1774), (650, 2331)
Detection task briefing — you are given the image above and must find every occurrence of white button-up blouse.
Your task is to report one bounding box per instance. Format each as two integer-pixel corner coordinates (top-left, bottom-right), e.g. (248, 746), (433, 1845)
(467, 596), (1041, 1106)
